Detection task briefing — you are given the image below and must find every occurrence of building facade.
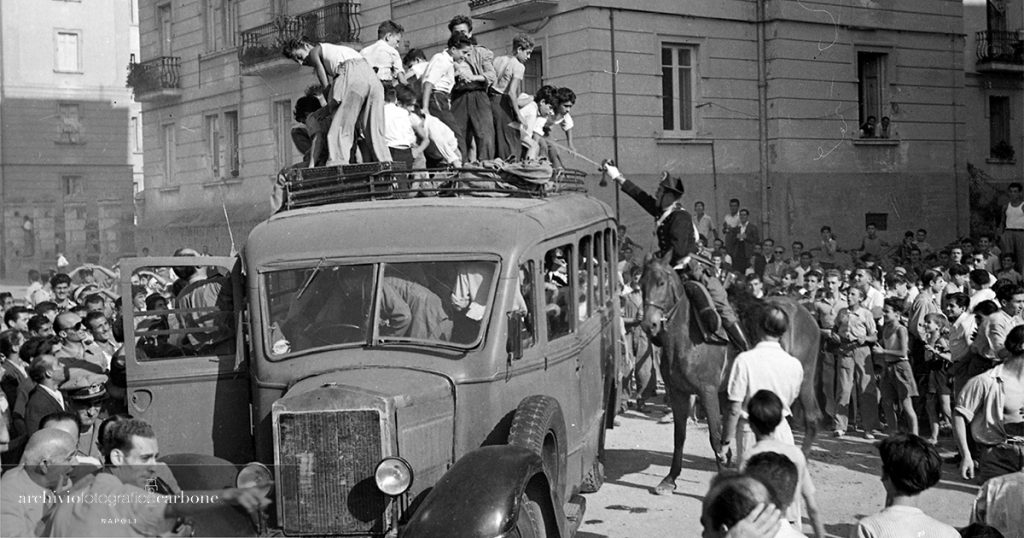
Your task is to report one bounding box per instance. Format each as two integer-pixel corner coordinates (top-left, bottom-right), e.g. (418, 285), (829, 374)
(0, 0), (141, 279)
(962, 0), (1023, 234)
(133, 0), (971, 256)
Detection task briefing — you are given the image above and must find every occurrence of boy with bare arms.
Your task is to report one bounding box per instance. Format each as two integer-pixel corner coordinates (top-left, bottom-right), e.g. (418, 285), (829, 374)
(954, 324), (1024, 483)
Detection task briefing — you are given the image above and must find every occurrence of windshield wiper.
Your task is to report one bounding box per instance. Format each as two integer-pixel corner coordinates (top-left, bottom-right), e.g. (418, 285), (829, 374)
(375, 336), (466, 351)
(295, 257), (326, 300)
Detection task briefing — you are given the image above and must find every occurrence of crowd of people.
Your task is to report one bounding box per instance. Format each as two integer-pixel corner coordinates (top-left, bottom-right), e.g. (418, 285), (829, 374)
(281, 16), (577, 178)
(609, 165), (1024, 537)
(0, 248), (258, 536)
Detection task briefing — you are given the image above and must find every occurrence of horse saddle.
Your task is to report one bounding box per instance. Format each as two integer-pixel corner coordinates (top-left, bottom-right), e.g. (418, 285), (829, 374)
(682, 281), (727, 346)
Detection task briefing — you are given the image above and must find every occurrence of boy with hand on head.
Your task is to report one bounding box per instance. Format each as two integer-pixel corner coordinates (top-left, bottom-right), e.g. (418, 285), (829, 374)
(360, 20), (407, 86)
(741, 390), (825, 538)
(490, 33), (534, 160)
(517, 85), (558, 160)
(401, 86), (462, 169)
(743, 452), (809, 537)
(851, 433), (959, 537)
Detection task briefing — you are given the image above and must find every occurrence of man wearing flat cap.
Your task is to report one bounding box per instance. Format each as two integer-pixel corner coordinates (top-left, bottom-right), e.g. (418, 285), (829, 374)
(603, 163), (750, 350)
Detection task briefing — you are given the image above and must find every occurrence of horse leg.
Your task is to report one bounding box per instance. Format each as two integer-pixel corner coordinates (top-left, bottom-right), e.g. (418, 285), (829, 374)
(700, 383), (726, 467)
(653, 385), (692, 495)
(799, 380), (820, 455)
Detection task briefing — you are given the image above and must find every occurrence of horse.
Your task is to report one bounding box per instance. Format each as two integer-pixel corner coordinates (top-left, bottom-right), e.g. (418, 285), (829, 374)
(639, 253), (821, 495)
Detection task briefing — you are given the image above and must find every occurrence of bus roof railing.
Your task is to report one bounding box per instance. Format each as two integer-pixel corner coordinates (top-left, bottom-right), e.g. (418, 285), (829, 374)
(280, 161), (590, 211)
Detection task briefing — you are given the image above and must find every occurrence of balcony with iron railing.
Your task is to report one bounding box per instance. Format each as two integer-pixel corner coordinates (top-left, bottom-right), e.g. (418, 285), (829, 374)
(976, 30), (1024, 73)
(239, 2), (360, 76)
(126, 55), (183, 101)
(468, 0), (557, 20)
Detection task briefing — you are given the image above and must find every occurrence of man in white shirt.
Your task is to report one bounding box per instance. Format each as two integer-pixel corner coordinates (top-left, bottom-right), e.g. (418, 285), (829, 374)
(721, 305), (804, 463)
(694, 200), (717, 243)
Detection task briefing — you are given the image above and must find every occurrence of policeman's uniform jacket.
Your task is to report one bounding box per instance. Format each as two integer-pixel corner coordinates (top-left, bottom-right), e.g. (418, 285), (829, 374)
(619, 179), (698, 266)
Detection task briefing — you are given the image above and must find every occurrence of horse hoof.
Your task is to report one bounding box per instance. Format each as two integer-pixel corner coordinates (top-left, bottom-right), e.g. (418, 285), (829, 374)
(652, 479), (677, 496)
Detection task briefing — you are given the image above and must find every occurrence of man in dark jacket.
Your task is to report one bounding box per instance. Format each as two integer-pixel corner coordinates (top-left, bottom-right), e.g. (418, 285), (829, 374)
(604, 163), (749, 350)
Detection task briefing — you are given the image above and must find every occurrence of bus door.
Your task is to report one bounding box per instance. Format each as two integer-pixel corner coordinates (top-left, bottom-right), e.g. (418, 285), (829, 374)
(120, 256), (253, 463)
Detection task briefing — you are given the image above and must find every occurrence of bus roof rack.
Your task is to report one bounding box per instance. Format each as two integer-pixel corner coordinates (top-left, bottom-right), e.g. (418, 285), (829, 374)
(280, 161), (589, 210)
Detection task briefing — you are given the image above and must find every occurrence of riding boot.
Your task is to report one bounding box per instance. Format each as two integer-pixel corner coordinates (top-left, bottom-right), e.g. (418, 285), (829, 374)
(723, 321), (750, 352)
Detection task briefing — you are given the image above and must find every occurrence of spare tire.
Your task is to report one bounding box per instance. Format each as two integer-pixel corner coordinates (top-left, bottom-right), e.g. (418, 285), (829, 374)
(508, 395), (568, 501)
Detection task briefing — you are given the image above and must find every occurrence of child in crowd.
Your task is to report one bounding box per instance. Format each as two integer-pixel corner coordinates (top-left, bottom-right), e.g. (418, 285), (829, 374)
(421, 33), (474, 144)
(741, 390), (825, 538)
(490, 33), (534, 160)
(517, 85), (557, 160)
(833, 284), (879, 438)
(384, 87), (416, 168)
(383, 87), (417, 194)
(360, 20), (407, 86)
(995, 253), (1023, 286)
(545, 87), (577, 167)
(401, 86), (462, 169)
(281, 37), (391, 164)
(852, 434), (959, 537)
(403, 48), (428, 96)
(922, 312), (952, 444)
(873, 297), (919, 436)
(743, 452), (810, 538)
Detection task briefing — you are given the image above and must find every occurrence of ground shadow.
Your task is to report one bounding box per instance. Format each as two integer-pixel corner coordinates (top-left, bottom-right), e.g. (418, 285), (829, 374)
(825, 521), (858, 537)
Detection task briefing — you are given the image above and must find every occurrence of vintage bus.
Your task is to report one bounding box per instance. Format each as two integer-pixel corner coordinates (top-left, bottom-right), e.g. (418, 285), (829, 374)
(121, 168), (623, 537)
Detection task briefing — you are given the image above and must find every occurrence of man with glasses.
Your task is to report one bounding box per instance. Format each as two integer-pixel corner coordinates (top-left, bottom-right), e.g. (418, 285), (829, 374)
(763, 245), (788, 290)
(54, 312), (107, 373)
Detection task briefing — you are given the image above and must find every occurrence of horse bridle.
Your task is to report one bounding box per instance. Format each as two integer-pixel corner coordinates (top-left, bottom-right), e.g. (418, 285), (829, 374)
(643, 266), (685, 324)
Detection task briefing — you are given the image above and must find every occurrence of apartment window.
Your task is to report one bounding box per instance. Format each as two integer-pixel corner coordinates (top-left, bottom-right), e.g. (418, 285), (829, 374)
(224, 111), (239, 176)
(157, 4), (172, 57)
(61, 175), (84, 197)
(57, 103), (82, 144)
(274, 100), (299, 168)
(522, 49), (543, 97)
(990, 96), (1014, 160)
(205, 114), (221, 177)
(162, 124), (176, 184)
(857, 52), (887, 138)
(130, 116), (143, 153)
(662, 44), (696, 133)
(206, 0), (238, 52)
(206, 111), (239, 178)
(55, 31), (82, 73)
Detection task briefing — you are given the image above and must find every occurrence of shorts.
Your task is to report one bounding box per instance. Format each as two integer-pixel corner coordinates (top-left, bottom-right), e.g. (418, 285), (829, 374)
(880, 359), (918, 401)
(926, 367), (951, 396)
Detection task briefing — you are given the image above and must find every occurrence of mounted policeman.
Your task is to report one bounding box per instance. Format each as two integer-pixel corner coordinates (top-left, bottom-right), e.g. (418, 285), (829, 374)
(602, 161), (751, 351)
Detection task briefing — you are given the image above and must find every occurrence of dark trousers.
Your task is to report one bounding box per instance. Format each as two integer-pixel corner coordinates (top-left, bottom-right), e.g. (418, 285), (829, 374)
(428, 92), (462, 142)
(389, 146), (414, 195)
(490, 91), (520, 160)
(452, 89), (495, 162)
(976, 442), (1024, 484)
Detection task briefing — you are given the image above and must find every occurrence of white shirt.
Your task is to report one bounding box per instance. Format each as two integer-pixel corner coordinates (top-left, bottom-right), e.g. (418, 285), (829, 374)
(423, 51), (456, 93)
(491, 55), (525, 94)
(1006, 202), (1024, 230)
(412, 114), (460, 164)
(972, 471), (1024, 538)
(774, 519), (807, 538)
(383, 103), (416, 149)
(408, 61), (427, 80)
(727, 341), (804, 419)
(360, 39), (404, 81)
(969, 287), (997, 312)
(518, 100), (547, 137)
(949, 311), (977, 362)
(851, 505), (959, 538)
(553, 112), (573, 132)
(319, 43), (362, 77)
(39, 383), (66, 410)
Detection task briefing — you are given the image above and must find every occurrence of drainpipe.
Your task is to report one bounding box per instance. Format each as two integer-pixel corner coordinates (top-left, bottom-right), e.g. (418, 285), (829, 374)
(609, 8), (620, 222)
(951, 32), (961, 238)
(756, 0), (770, 236)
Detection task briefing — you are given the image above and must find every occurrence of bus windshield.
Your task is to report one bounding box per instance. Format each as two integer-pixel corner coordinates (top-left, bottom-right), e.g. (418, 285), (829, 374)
(263, 260), (498, 357)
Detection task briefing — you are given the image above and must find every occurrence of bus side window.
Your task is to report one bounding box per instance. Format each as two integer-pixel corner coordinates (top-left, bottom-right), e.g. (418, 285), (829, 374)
(578, 236), (592, 320)
(543, 245), (572, 339)
(518, 261), (536, 348)
(595, 231), (607, 305)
